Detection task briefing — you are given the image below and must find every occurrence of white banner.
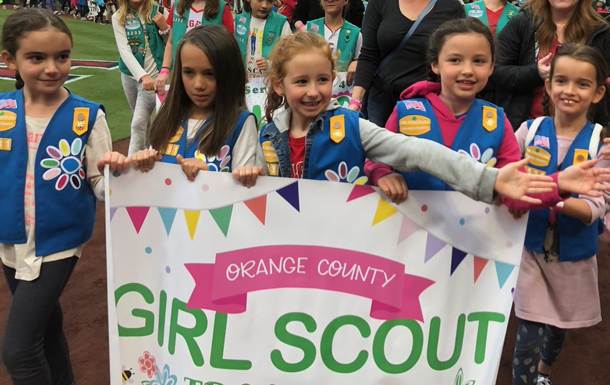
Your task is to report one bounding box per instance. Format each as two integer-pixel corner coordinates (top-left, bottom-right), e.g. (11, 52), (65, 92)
(106, 164), (525, 385)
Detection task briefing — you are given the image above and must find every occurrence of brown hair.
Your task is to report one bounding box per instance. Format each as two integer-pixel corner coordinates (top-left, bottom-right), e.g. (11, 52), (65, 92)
(115, 0), (155, 25)
(177, 0), (220, 21)
(317, 0), (350, 18)
(148, 25), (247, 156)
(542, 43), (610, 138)
(1, 9), (73, 90)
(265, 31), (335, 122)
(524, 0), (607, 54)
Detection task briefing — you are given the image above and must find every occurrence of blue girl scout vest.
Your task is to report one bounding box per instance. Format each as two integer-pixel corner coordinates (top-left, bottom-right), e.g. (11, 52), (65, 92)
(395, 98), (505, 190)
(307, 18), (360, 72)
(464, 0), (518, 36)
(171, 0), (227, 60)
(234, 11), (288, 65)
(0, 90), (101, 256)
(523, 118), (601, 262)
(118, 5), (166, 77)
(160, 110), (252, 172)
(260, 108), (368, 183)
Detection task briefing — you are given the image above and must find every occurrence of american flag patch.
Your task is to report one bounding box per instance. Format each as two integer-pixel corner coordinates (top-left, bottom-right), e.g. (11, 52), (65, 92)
(533, 135), (550, 149)
(403, 100), (426, 111)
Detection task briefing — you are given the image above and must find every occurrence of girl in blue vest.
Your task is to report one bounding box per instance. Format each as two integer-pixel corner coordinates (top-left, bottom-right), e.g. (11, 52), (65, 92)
(307, 0), (362, 84)
(131, 25), (263, 180)
(232, 32), (562, 206)
(509, 44), (610, 385)
(112, 0), (169, 155)
(0, 9), (128, 385)
(156, 0), (234, 94)
(234, 0), (291, 79)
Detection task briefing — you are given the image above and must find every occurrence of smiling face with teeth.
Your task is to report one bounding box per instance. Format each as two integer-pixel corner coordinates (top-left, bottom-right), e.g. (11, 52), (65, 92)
(545, 56), (605, 119)
(430, 33), (494, 113)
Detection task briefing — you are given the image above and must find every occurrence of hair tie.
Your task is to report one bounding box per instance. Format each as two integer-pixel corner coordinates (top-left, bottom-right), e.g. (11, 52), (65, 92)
(605, 77), (610, 85)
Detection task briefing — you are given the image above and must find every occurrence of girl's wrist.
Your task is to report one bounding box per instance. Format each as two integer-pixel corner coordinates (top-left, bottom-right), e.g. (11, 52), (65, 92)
(349, 98), (362, 109)
(159, 69), (170, 76)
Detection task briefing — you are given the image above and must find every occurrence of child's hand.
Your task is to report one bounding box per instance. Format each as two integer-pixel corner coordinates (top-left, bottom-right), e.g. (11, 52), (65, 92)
(558, 159), (610, 197)
(346, 60), (358, 86)
(508, 208), (528, 219)
(377, 172), (408, 204)
(97, 151), (130, 174)
(131, 149), (162, 172)
(156, 73), (169, 95)
(140, 75), (156, 92)
(537, 53), (552, 80)
(256, 58), (269, 71)
(176, 154), (209, 181)
(495, 159), (556, 204)
(232, 166), (266, 188)
(152, 11), (168, 31)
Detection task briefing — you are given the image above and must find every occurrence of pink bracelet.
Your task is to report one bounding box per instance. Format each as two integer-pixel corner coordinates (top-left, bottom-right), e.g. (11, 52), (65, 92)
(298, 23), (306, 30)
(159, 69), (170, 76)
(349, 99), (362, 109)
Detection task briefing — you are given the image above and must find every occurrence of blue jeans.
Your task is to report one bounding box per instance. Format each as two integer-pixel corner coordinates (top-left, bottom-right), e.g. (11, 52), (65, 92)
(364, 92), (386, 127)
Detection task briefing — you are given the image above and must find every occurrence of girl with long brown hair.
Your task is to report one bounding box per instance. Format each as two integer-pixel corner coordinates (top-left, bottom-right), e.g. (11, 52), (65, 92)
(131, 25), (262, 181)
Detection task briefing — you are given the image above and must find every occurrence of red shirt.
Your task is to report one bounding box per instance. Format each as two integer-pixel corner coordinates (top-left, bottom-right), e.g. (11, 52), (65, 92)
(486, 6), (504, 36)
(278, 0), (296, 23)
(530, 40), (561, 119)
(166, 4), (235, 33)
(290, 134), (306, 178)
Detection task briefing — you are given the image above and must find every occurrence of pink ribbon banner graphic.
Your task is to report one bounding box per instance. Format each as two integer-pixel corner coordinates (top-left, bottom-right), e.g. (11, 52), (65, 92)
(186, 245), (434, 321)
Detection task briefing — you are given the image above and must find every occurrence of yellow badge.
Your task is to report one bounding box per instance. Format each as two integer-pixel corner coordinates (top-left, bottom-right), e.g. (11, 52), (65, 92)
(0, 138), (12, 152)
(573, 149), (589, 165)
(0, 111), (17, 132)
(169, 126), (184, 143)
(526, 146), (551, 167)
(482, 106), (497, 132)
(268, 163), (279, 176)
(525, 165), (546, 176)
(399, 115), (431, 136)
(72, 108), (89, 136)
(164, 144), (179, 156)
(330, 115), (345, 144)
(262, 140), (279, 163)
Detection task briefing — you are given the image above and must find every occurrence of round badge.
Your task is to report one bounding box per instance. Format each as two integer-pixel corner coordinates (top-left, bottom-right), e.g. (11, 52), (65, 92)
(77, 113), (85, 121)
(333, 122), (341, 129)
(577, 155), (585, 162)
(486, 112), (493, 118)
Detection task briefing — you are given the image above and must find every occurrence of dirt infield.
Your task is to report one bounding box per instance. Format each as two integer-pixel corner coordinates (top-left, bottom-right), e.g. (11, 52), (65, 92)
(0, 138), (608, 385)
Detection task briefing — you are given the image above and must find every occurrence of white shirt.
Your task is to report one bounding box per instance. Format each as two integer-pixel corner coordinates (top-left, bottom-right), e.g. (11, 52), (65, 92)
(245, 16), (292, 78)
(324, 23), (362, 62)
(112, 13), (160, 81)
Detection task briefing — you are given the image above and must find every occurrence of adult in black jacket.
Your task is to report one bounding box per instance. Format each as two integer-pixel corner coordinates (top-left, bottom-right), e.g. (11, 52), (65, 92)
(490, 8), (610, 129)
(292, 0), (365, 29)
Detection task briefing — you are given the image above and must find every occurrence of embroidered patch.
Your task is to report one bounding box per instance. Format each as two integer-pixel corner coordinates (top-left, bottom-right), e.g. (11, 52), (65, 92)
(262, 141), (279, 163)
(0, 111), (17, 132)
(468, 9), (484, 17)
(239, 16), (246, 23)
(525, 165), (547, 176)
(457, 143), (497, 167)
(573, 149), (588, 165)
(40, 138), (85, 190)
(482, 106), (497, 132)
(399, 115), (431, 136)
(330, 115), (345, 143)
(0, 138), (12, 151)
(0, 99), (17, 109)
(533, 135), (550, 149)
(194, 145), (231, 172)
(403, 100), (426, 111)
(169, 127), (184, 143)
(471, 3), (481, 9)
(526, 146), (551, 167)
(324, 161), (368, 184)
(268, 163), (279, 176)
(73, 108), (89, 136)
(164, 144), (179, 156)
(236, 24), (247, 36)
(508, 10), (515, 18)
(311, 24), (319, 32)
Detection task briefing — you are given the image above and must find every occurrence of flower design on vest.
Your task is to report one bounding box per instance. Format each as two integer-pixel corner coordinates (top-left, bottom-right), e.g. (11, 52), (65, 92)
(40, 138), (85, 191)
(325, 161), (368, 184)
(194, 145), (231, 172)
(458, 143), (497, 168)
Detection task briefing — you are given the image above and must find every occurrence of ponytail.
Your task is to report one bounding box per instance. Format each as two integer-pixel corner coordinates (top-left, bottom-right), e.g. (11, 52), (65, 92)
(14, 71), (24, 90)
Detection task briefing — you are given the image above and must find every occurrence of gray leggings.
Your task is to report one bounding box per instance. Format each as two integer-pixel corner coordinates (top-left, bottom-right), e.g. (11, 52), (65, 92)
(512, 318), (567, 385)
(120, 73), (156, 156)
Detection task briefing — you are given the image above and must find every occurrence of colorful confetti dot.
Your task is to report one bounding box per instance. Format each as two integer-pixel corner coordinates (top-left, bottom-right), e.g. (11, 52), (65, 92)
(113, 171), (120, 177)
(201, 184), (209, 192)
(459, 218), (465, 226)
(506, 241), (513, 248)
(421, 204), (428, 212)
(165, 178), (172, 186)
(485, 207), (490, 214)
(145, 247), (152, 254)
(165, 266), (171, 274)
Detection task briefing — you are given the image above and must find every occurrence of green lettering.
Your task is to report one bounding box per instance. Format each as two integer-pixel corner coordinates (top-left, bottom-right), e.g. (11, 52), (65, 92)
(210, 313), (252, 370)
(183, 377), (204, 384)
(373, 319), (423, 374)
(245, 85), (251, 94)
(427, 315), (465, 371)
(321, 315), (370, 373)
(114, 283), (155, 337)
(253, 87), (258, 94)
(158, 290), (167, 347)
(271, 312), (317, 372)
(169, 298), (206, 367)
(467, 312), (505, 364)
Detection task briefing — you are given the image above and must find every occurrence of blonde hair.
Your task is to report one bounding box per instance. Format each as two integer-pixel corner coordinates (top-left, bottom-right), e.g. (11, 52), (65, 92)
(524, 0), (607, 54)
(115, 0), (155, 25)
(265, 32), (335, 122)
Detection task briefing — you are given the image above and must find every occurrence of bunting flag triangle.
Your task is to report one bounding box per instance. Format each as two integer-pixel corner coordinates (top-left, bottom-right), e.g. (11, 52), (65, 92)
(372, 197), (398, 226)
(450, 247), (468, 276)
(347, 185), (375, 202)
(158, 208), (178, 236)
(276, 182), (300, 212)
(495, 261), (515, 289)
(397, 215), (420, 245)
(473, 256), (489, 283)
(244, 195), (267, 225)
(126, 207), (150, 234)
(184, 210), (201, 241)
(424, 232), (446, 263)
(109, 207), (118, 222)
(209, 205), (234, 237)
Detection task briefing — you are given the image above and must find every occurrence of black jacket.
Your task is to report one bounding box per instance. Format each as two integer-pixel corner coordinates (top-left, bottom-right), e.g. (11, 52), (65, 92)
(489, 9), (610, 129)
(292, 0), (365, 28)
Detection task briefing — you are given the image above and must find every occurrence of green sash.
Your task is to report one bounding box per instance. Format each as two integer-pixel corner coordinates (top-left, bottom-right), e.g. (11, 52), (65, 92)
(118, 5), (165, 77)
(171, 0), (227, 60)
(307, 18), (360, 71)
(234, 12), (288, 64)
(464, 0), (518, 35)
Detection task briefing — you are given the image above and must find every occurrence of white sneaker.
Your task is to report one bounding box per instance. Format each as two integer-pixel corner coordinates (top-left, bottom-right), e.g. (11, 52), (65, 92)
(537, 374), (552, 385)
